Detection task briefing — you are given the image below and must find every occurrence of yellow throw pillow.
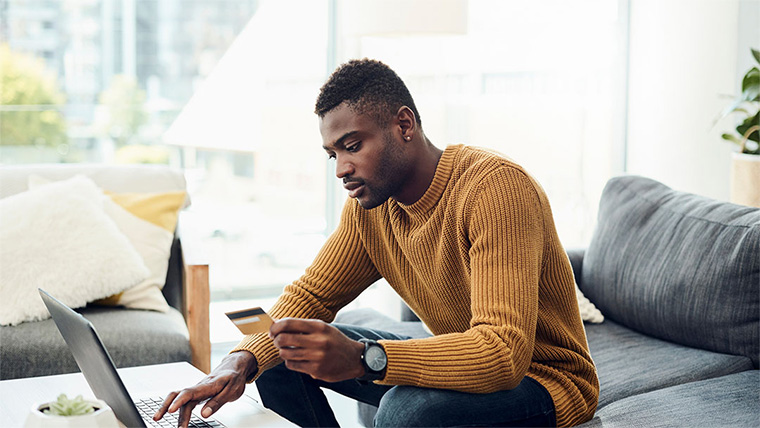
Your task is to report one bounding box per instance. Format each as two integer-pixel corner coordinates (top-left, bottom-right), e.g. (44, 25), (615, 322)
(107, 192), (186, 232)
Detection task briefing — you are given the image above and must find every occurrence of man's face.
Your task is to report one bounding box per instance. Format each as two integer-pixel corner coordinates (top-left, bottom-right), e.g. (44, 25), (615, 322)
(320, 103), (411, 209)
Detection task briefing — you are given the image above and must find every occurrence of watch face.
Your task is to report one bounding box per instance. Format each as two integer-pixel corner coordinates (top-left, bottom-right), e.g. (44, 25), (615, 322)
(365, 345), (387, 372)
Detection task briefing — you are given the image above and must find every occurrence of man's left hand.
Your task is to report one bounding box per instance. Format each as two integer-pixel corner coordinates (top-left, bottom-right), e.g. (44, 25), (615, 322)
(269, 318), (366, 382)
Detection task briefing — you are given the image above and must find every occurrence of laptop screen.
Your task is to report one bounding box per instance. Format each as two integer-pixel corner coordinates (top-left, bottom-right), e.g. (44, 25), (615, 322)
(39, 288), (146, 427)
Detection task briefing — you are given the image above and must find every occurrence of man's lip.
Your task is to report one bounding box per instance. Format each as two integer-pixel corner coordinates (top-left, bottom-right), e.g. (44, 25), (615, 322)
(344, 182), (364, 198)
(343, 181), (362, 191)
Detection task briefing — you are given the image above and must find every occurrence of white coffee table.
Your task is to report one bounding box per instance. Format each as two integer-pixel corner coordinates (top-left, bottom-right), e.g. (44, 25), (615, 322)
(0, 362), (294, 427)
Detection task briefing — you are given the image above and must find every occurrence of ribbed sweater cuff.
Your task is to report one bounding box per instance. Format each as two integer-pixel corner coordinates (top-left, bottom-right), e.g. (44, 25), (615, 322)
(229, 333), (281, 382)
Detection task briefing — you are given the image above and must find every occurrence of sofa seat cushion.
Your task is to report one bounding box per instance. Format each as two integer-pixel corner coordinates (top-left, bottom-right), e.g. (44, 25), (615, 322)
(582, 176), (760, 366)
(586, 320), (754, 409)
(0, 306), (191, 380)
(579, 370), (759, 428)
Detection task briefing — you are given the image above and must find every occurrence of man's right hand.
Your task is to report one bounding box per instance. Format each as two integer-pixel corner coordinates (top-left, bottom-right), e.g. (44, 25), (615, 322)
(153, 351), (258, 428)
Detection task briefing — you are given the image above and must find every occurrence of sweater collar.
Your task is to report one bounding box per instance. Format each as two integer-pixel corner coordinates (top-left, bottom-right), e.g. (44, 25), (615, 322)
(396, 144), (460, 217)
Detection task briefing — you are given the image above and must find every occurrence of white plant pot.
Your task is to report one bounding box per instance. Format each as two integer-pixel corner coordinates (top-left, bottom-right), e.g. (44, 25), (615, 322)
(24, 399), (119, 428)
(730, 152), (760, 208)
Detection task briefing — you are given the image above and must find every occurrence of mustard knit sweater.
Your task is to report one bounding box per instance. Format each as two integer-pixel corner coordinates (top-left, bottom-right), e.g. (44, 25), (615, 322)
(232, 144), (599, 427)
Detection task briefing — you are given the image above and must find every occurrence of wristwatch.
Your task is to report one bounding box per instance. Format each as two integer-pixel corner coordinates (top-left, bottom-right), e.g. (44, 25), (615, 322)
(357, 339), (387, 382)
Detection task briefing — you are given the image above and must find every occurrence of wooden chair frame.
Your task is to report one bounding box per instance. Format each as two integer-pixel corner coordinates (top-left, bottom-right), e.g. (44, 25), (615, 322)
(183, 263), (211, 374)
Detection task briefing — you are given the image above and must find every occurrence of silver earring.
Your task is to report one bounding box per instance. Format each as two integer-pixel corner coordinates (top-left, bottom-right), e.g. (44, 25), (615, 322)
(405, 136), (411, 141)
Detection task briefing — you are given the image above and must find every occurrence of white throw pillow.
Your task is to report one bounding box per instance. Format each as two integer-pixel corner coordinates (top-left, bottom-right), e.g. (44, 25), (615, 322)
(577, 285), (604, 324)
(0, 176), (150, 326)
(29, 175), (186, 313)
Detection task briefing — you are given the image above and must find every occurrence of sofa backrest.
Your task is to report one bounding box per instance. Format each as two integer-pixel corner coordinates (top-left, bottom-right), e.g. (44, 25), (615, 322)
(0, 163), (189, 202)
(582, 175), (760, 367)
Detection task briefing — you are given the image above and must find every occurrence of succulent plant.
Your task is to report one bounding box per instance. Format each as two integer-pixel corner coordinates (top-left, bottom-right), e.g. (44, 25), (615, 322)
(41, 394), (97, 416)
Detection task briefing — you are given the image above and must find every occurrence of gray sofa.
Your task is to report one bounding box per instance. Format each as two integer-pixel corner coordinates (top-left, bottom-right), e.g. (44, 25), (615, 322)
(0, 165), (211, 380)
(337, 175), (759, 427)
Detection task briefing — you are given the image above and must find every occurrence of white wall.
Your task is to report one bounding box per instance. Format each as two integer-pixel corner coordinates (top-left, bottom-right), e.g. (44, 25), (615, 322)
(626, 0), (752, 201)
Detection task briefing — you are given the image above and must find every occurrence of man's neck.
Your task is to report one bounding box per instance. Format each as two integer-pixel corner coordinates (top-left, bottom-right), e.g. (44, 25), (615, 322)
(394, 141), (443, 205)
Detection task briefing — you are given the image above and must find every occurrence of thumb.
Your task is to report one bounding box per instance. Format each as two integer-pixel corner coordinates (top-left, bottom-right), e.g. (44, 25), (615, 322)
(201, 400), (218, 418)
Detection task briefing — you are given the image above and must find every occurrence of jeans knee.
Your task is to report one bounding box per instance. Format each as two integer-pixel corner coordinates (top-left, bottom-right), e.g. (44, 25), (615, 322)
(374, 386), (439, 427)
(373, 381), (556, 427)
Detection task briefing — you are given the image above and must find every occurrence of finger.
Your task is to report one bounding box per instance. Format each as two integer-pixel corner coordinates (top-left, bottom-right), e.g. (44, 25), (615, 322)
(272, 331), (308, 350)
(284, 359), (312, 374)
(201, 401), (217, 419)
(169, 388), (203, 413)
(200, 376), (246, 418)
(177, 402), (198, 428)
(277, 346), (312, 361)
(269, 318), (322, 338)
(201, 396), (226, 419)
(153, 391), (179, 420)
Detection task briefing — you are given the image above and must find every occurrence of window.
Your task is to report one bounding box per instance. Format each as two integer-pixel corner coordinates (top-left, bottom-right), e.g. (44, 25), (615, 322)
(330, 0), (629, 316)
(1, 0), (629, 329)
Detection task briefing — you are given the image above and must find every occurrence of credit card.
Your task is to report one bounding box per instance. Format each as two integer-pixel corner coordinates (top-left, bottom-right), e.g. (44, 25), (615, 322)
(225, 307), (274, 335)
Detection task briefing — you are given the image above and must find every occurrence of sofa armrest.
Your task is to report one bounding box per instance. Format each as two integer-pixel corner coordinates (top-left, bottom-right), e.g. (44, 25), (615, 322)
(162, 234), (211, 373)
(184, 264), (211, 374)
(566, 248), (585, 290)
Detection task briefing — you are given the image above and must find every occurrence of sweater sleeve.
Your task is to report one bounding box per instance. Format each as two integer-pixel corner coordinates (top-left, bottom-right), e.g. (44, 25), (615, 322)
(379, 167), (545, 393)
(230, 199), (382, 375)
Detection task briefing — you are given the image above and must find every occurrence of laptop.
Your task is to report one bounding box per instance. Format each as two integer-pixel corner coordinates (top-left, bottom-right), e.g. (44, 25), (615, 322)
(39, 288), (281, 428)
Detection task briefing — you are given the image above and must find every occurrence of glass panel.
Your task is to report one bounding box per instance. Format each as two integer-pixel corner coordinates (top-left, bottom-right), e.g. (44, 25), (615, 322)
(333, 0), (626, 249)
(332, 0), (628, 315)
(1, 0), (329, 305)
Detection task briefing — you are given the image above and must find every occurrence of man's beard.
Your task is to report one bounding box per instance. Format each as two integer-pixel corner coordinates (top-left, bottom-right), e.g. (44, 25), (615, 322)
(356, 132), (411, 210)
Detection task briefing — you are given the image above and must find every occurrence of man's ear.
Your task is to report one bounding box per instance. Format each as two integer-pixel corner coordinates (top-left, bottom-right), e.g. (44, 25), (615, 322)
(396, 106), (417, 142)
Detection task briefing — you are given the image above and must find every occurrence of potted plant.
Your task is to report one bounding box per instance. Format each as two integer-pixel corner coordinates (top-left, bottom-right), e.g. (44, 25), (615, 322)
(24, 393), (119, 428)
(719, 48), (760, 207)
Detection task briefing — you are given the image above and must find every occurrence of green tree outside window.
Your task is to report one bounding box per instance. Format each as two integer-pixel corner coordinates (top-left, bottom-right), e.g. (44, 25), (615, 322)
(0, 44), (68, 149)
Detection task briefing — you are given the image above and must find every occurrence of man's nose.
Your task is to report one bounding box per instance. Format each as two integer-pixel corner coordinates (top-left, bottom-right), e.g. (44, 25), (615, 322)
(335, 156), (354, 179)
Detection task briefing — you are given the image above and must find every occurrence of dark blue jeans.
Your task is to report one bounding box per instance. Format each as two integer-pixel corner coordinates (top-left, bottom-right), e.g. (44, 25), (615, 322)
(255, 324), (556, 427)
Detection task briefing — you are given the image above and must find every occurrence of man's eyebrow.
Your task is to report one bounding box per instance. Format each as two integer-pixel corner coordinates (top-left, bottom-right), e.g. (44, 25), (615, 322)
(323, 131), (359, 151)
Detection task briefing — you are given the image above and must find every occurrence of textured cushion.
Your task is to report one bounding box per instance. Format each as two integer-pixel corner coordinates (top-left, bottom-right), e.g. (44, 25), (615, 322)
(0, 306), (191, 380)
(582, 176), (760, 366)
(579, 370), (759, 428)
(0, 176), (150, 326)
(28, 176), (186, 313)
(585, 320), (753, 409)
(575, 286), (603, 323)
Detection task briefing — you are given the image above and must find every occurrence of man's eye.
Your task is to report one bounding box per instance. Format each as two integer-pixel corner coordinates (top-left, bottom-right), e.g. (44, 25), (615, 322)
(327, 153), (336, 160)
(346, 142), (361, 152)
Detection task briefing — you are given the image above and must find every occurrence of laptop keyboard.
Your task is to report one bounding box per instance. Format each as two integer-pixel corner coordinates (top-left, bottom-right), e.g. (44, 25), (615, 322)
(136, 396), (225, 428)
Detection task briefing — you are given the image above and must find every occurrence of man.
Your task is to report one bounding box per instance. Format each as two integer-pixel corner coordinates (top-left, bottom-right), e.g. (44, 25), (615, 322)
(155, 59), (599, 427)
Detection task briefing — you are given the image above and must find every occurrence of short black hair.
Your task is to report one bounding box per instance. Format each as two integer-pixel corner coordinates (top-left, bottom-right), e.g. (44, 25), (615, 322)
(315, 58), (421, 126)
